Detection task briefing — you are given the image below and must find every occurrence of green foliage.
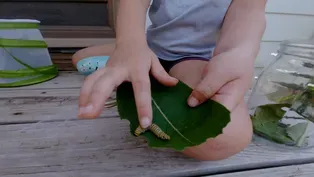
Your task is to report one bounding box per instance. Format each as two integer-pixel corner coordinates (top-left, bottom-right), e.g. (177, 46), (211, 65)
(116, 78), (231, 151)
(251, 104), (295, 145)
(251, 104), (310, 147)
(286, 122), (310, 147)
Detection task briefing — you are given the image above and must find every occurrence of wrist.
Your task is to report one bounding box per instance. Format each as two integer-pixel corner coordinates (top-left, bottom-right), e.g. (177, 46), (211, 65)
(215, 43), (260, 61)
(116, 36), (148, 49)
(116, 27), (148, 47)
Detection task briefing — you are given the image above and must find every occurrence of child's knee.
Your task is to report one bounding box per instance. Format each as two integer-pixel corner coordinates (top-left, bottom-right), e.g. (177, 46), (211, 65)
(182, 131), (252, 161)
(71, 44), (115, 66)
(72, 47), (92, 66)
(182, 102), (253, 161)
(72, 50), (84, 66)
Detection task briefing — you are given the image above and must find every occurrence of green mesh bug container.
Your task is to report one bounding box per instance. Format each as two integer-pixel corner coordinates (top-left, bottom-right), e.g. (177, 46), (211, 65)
(0, 19), (58, 87)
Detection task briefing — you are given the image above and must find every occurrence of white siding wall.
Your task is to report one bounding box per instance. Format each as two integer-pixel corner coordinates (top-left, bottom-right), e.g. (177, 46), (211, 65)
(145, 0), (314, 69)
(257, 0), (314, 68)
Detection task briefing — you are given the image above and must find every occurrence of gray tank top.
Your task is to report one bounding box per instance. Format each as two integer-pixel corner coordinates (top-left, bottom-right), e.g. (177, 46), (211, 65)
(146, 0), (232, 61)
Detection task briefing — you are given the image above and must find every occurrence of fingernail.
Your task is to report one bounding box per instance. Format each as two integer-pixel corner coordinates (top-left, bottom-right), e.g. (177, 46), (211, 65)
(140, 117), (151, 129)
(79, 104), (93, 115)
(188, 97), (199, 107)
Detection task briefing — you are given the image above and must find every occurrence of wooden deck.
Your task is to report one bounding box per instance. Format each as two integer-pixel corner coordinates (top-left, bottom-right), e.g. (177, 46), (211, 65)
(1, 71), (314, 177)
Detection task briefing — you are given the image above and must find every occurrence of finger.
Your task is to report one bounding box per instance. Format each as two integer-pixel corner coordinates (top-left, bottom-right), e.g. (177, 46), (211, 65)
(79, 69), (126, 118)
(187, 68), (232, 107)
(151, 59), (178, 86)
(79, 68), (106, 107)
(211, 79), (248, 111)
(132, 71), (152, 129)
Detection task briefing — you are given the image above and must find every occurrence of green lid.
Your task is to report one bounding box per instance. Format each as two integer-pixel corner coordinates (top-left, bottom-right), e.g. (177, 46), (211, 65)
(0, 19), (40, 29)
(0, 38), (47, 48)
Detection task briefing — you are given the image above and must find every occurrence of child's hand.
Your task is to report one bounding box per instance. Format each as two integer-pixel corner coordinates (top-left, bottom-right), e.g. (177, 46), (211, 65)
(78, 43), (178, 128)
(187, 48), (254, 111)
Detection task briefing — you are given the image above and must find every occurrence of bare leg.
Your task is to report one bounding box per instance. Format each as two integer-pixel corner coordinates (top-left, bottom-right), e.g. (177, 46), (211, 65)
(72, 44), (115, 67)
(169, 60), (253, 161)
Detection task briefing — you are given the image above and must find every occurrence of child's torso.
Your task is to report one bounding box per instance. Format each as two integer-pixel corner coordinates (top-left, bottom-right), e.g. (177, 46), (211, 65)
(146, 0), (232, 61)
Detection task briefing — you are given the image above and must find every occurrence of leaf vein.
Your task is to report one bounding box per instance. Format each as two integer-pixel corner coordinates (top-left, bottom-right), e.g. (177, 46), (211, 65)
(152, 98), (195, 145)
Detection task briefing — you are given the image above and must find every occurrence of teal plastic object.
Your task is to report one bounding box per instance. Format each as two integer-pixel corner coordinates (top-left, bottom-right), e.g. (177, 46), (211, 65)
(76, 56), (110, 76)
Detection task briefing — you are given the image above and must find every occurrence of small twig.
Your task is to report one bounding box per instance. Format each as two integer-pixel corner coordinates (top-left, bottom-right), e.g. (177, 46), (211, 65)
(104, 99), (117, 108)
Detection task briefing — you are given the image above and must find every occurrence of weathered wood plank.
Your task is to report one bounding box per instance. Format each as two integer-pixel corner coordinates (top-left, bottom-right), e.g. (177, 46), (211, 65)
(209, 163), (314, 177)
(0, 69), (261, 123)
(0, 72), (84, 95)
(0, 69), (262, 97)
(0, 69), (311, 177)
(45, 38), (116, 48)
(0, 118), (314, 177)
(0, 96), (118, 123)
(0, 72), (118, 123)
(41, 26), (115, 39)
(0, 72), (85, 123)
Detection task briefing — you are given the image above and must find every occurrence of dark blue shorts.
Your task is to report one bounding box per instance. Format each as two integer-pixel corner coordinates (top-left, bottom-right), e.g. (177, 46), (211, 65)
(159, 57), (209, 72)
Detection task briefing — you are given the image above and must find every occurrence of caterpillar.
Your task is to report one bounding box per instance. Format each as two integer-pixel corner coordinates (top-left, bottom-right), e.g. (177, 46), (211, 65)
(134, 125), (148, 136)
(134, 124), (170, 140)
(149, 124), (171, 140)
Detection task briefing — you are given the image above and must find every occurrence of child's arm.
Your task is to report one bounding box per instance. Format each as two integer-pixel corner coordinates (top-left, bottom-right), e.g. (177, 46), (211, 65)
(188, 0), (267, 111)
(78, 0), (178, 128)
(116, 0), (151, 46)
(214, 0), (267, 59)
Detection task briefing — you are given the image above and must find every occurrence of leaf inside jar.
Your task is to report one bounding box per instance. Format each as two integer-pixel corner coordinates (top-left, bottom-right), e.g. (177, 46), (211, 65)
(251, 104), (310, 147)
(251, 104), (295, 145)
(286, 122), (310, 147)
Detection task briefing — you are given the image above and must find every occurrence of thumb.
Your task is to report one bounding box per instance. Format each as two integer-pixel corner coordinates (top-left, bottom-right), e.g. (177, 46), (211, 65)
(151, 58), (178, 86)
(187, 69), (231, 107)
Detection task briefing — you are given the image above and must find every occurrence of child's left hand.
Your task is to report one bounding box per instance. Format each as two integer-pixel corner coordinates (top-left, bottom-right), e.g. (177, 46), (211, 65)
(187, 48), (255, 111)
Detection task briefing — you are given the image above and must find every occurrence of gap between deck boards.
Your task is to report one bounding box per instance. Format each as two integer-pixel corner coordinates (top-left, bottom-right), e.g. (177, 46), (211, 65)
(200, 159), (314, 177)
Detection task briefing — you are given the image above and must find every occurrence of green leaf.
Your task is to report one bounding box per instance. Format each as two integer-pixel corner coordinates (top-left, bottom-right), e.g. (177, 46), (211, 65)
(251, 104), (295, 145)
(286, 122), (310, 147)
(116, 78), (231, 151)
(285, 83), (314, 147)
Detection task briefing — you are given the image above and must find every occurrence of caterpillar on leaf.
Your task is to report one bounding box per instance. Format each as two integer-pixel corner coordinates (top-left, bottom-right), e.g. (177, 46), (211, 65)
(134, 123), (170, 140)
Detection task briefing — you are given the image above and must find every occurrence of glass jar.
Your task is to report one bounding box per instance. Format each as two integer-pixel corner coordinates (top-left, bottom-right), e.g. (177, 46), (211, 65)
(248, 39), (314, 148)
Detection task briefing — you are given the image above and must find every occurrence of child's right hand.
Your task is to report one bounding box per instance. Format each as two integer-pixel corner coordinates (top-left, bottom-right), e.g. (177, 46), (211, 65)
(78, 43), (178, 128)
